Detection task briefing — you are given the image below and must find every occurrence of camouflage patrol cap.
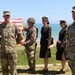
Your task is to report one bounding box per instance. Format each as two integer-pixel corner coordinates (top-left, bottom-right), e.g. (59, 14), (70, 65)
(72, 6), (75, 12)
(3, 11), (10, 16)
(27, 17), (35, 24)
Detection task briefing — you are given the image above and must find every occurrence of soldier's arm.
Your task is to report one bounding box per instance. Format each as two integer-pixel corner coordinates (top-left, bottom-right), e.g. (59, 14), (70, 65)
(66, 27), (69, 41)
(48, 26), (52, 46)
(24, 26), (28, 31)
(65, 27), (69, 54)
(25, 30), (36, 45)
(15, 25), (24, 42)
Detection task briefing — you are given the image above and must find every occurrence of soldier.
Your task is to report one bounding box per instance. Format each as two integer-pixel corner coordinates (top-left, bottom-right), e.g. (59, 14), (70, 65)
(66, 6), (75, 75)
(0, 11), (23, 75)
(23, 17), (37, 73)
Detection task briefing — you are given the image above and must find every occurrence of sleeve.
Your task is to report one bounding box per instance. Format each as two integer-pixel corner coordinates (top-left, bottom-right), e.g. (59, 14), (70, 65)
(64, 28), (67, 41)
(65, 27), (69, 57)
(25, 29), (37, 45)
(61, 29), (66, 41)
(48, 26), (52, 46)
(59, 29), (66, 41)
(24, 26), (28, 31)
(15, 25), (24, 43)
(15, 25), (22, 34)
(40, 27), (42, 45)
(66, 27), (69, 41)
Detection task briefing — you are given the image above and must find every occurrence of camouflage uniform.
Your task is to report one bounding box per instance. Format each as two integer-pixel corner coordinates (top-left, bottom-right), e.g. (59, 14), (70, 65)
(0, 22), (23, 75)
(25, 26), (37, 70)
(66, 22), (75, 75)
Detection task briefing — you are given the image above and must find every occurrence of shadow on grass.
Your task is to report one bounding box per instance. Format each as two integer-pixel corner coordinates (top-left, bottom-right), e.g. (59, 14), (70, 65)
(17, 69), (59, 75)
(36, 70), (59, 75)
(17, 69), (26, 73)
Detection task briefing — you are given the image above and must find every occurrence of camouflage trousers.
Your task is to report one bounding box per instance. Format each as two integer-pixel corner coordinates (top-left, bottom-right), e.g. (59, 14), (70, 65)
(26, 49), (35, 70)
(1, 52), (17, 75)
(68, 60), (75, 75)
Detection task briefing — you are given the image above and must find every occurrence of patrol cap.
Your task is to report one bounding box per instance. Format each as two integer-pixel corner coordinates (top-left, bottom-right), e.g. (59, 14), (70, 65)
(42, 16), (49, 24)
(27, 17), (35, 24)
(72, 6), (75, 12)
(60, 20), (66, 25)
(3, 11), (10, 16)
(42, 16), (48, 21)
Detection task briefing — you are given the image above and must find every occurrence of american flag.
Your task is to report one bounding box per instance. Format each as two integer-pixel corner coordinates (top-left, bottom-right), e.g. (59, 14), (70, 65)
(0, 18), (25, 44)
(0, 18), (24, 30)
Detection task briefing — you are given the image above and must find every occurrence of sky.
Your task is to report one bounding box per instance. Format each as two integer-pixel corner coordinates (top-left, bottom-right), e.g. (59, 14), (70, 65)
(0, 0), (75, 24)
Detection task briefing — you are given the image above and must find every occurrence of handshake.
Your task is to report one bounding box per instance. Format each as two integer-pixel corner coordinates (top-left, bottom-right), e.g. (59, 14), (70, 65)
(19, 40), (26, 46)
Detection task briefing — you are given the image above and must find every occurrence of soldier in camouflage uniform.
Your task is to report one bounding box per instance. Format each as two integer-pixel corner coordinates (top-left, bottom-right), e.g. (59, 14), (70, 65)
(66, 6), (75, 75)
(0, 11), (23, 75)
(23, 17), (37, 73)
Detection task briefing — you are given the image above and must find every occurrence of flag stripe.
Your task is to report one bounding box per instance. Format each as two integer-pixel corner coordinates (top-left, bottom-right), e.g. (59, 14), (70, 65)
(0, 18), (24, 30)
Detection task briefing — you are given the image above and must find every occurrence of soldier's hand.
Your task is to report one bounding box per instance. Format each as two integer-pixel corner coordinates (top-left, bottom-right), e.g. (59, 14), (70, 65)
(21, 42), (26, 46)
(58, 40), (61, 44)
(24, 26), (28, 31)
(21, 42), (25, 45)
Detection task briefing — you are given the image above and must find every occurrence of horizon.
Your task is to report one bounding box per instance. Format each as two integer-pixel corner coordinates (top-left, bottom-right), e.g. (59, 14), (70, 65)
(0, 0), (75, 24)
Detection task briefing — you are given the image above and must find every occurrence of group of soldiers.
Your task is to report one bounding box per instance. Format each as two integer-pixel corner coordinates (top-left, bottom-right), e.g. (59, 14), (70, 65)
(0, 6), (75, 75)
(0, 11), (37, 75)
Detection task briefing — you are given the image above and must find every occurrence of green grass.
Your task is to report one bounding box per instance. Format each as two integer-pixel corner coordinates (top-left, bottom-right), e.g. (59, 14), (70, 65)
(17, 45), (61, 65)
(0, 46), (71, 75)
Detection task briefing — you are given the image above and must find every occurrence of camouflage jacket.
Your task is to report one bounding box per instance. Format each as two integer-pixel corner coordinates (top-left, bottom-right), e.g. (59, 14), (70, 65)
(0, 22), (23, 53)
(25, 26), (37, 50)
(66, 22), (75, 60)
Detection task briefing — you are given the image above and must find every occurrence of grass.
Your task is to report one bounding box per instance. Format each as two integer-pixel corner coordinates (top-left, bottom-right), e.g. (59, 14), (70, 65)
(17, 45), (61, 65)
(0, 45), (71, 75)
(16, 46), (71, 75)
